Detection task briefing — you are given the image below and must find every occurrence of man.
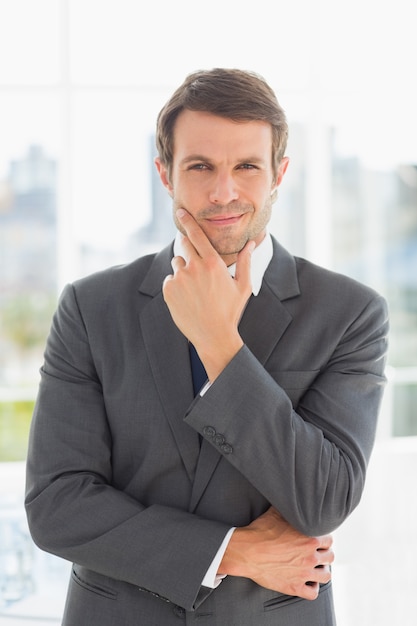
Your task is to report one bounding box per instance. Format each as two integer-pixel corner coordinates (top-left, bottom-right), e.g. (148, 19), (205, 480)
(25, 68), (389, 625)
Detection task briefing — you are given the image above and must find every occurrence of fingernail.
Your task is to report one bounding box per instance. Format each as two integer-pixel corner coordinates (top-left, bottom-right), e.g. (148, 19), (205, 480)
(176, 208), (186, 219)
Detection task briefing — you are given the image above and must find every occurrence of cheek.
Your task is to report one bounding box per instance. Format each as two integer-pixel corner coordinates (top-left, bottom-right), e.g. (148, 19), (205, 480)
(241, 175), (272, 199)
(251, 189), (273, 212)
(255, 195), (273, 222)
(173, 176), (207, 206)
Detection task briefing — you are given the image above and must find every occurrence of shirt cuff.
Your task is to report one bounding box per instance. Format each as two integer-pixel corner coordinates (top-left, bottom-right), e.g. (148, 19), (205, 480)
(199, 380), (211, 396)
(201, 527), (236, 589)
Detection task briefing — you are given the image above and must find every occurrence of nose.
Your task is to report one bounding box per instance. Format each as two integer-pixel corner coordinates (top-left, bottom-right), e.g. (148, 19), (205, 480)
(208, 171), (239, 204)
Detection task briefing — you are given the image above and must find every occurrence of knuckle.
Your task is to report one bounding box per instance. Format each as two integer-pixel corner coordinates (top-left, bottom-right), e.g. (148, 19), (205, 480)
(324, 569), (332, 583)
(309, 586), (320, 601)
(287, 582), (301, 597)
(309, 536), (322, 550)
(305, 549), (320, 567)
(171, 255), (185, 270)
(162, 280), (172, 302)
(162, 274), (173, 288)
(300, 584), (318, 601)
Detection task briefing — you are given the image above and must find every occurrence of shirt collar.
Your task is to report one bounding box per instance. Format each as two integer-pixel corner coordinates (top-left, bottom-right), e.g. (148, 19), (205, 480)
(173, 231), (272, 296)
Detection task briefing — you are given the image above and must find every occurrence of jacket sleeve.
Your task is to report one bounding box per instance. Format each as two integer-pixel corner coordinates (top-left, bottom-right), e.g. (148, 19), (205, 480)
(184, 293), (389, 536)
(25, 283), (229, 612)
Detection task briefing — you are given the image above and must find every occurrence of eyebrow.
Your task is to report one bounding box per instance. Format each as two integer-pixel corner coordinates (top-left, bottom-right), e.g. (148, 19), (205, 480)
(179, 155), (209, 165)
(179, 154), (268, 167)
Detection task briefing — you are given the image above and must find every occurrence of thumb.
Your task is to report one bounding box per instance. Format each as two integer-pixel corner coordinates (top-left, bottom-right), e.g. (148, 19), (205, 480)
(234, 240), (256, 291)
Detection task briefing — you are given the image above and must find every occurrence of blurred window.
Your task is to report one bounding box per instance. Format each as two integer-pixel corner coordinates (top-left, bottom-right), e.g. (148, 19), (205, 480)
(0, 0), (416, 623)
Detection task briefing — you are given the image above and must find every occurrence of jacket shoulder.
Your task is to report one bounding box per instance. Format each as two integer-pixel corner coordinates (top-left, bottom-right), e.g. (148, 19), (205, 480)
(295, 255), (386, 305)
(70, 242), (173, 300)
(74, 254), (154, 289)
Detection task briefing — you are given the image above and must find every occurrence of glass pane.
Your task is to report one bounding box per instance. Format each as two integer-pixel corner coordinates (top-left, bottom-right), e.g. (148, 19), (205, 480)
(331, 128), (417, 367)
(0, 0), (61, 84)
(71, 88), (178, 277)
(69, 0), (312, 90)
(319, 0), (415, 93)
(0, 93), (60, 404)
(0, 94), (66, 620)
(330, 95), (417, 434)
(393, 382), (417, 436)
(269, 119), (308, 258)
(0, 93), (60, 179)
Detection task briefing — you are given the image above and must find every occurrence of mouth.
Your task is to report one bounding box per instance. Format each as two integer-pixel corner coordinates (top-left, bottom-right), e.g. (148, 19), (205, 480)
(205, 213), (245, 226)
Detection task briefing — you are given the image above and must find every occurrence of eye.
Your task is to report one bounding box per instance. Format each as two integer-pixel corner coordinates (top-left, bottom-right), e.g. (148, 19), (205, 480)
(188, 163), (210, 171)
(238, 163), (258, 170)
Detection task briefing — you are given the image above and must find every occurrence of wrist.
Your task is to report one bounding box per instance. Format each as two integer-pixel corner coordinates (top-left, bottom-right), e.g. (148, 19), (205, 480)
(218, 526), (254, 578)
(199, 336), (244, 383)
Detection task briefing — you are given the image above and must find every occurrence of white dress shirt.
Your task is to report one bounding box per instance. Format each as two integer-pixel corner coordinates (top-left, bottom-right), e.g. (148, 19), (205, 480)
(173, 230), (273, 297)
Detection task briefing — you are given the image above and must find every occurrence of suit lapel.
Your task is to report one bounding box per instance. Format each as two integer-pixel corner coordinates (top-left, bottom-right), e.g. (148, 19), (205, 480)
(240, 237), (300, 364)
(138, 245), (201, 483)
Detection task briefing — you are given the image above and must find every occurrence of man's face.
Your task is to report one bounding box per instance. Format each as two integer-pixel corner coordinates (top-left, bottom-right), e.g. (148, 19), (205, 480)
(156, 109), (288, 265)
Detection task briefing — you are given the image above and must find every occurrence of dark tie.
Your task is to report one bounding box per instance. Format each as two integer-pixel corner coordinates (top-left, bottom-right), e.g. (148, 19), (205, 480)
(189, 343), (208, 396)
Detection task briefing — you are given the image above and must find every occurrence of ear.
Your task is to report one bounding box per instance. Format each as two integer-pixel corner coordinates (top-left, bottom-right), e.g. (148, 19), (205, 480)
(272, 156), (289, 192)
(154, 157), (173, 196)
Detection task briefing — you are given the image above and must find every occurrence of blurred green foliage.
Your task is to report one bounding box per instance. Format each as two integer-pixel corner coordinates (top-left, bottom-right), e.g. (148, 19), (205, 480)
(1, 293), (55, 351)
(0, 401), (34, 461)
(0, 293), (53, 462)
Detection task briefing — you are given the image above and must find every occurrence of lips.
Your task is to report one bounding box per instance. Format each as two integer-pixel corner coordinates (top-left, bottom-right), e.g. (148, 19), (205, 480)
(205, 214), (244, 226)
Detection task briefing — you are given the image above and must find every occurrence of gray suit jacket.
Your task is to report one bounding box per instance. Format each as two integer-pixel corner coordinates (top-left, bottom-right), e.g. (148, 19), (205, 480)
(25, 237), (388, 625)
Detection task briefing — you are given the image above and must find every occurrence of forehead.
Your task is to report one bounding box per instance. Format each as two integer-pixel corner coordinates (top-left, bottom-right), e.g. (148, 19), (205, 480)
(172, 109), (273, 162)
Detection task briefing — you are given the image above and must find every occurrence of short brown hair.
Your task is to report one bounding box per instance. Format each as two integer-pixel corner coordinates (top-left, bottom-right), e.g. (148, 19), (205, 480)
(156, 68), (288, 178)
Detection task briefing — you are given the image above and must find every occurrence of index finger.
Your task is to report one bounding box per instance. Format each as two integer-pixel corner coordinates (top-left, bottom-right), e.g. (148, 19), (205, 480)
(176, 208), (218, 259)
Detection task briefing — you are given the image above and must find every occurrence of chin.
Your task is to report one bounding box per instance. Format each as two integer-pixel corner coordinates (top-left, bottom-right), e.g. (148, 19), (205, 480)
(211, 240), (247, 258)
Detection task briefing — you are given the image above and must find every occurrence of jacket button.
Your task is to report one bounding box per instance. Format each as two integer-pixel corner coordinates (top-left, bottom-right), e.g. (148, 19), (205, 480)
(173, 605), (185, 618)
(213, 433), (225, 446)
(221, 443), (233, 454)
(203, 426), (216, 438)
